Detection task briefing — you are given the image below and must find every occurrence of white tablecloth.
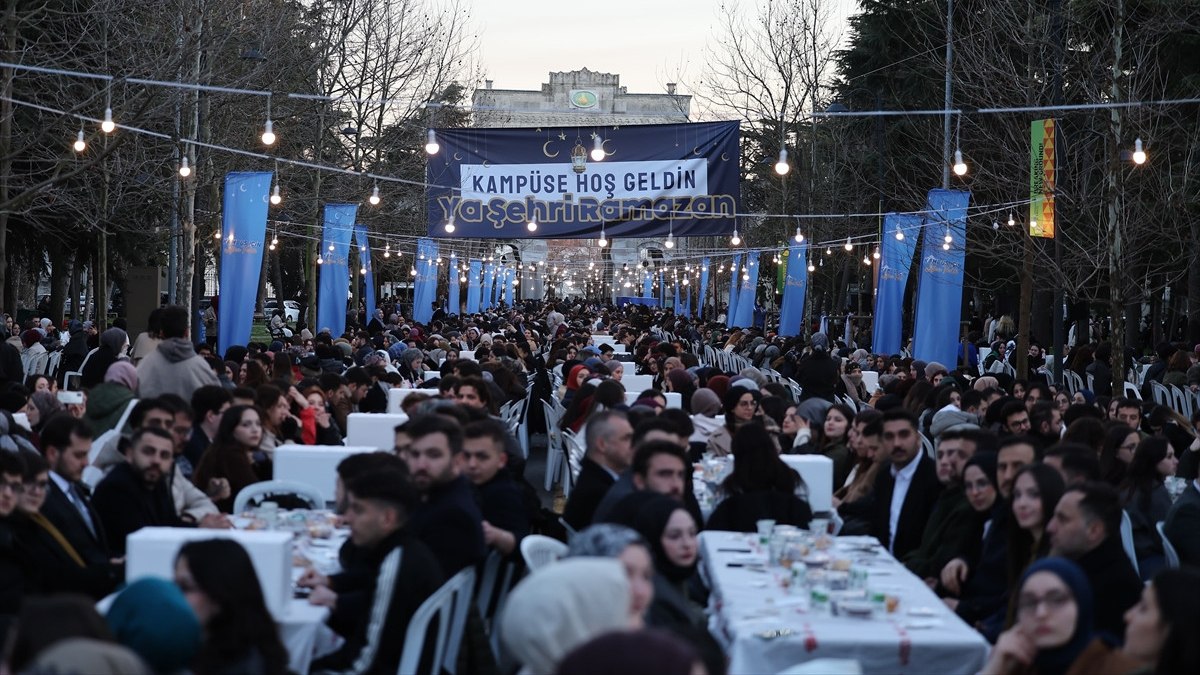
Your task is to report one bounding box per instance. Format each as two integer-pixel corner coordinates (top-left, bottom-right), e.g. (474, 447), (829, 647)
(281, 599), (339, 674)
(700, 531), (989, 674)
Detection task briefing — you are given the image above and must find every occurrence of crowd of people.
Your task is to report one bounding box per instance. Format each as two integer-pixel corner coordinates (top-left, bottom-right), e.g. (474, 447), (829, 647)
(0, 297), (1196, 674)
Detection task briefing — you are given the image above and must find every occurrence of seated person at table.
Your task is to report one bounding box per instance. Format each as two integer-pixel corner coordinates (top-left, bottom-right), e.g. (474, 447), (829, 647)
(37, 414), (123, 598)
(0, 448), (28, 615)
(309, 467), (443, 675)
(981, 558), (1095, 675)
(1162, 463), (1200, 566)
(871, 408), (942, 559)
(174, 539), (288, 675)
(184, 385), (232, 471)
(462, 418), (529, 557)
(903, 427), (990, 582)
(191, 405), (270, 513)
(91, 428), (185, 555)
(154, 394), (228, 528)
(834, 415), (885, 535)
(593, 418), (691, 523)
(1046, 482), (1141, 638)
(562, 410), (635, 532)
(401, 413), (485, 575)
(90, 397), (176, 472)
(707, 422), (812, 532)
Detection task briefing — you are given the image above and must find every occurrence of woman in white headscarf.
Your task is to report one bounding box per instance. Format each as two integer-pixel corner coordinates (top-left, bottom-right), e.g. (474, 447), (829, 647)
(500, 558), (634, 675)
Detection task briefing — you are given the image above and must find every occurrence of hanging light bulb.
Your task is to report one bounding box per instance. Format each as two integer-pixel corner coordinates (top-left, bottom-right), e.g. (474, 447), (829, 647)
(328, 243), (335, 252)
(598, 228), (608, 247)
(807, 263), (815, 272)
(730, 229), (741, 246)
(992, 220), (999, 230)
(863, 254), (871, 265)
(214, 230), (222, 241)
(952, 149), (968, 176)
(72, 129), (86, 153)
(368, 184), (380, 205)
(590, 135), (604, 161)
(665, 232), (674, 249)
(774, 147), (790, 176)
(942, 241), (951, 251)
(1007, 213), (1015, 227)
(1031, 219), (1038, 230)
(944, 230), (953, 244)
(360, 266), (367, 275)
(742, 271), (749, 281)
(270, 184), (281, 205)
(825, 246), (832, 255)
(793, 226), (804, 243)
(1132, 138), (1146, 165)
(101, 107), (115, 133)
(410, 266), (417, 276)
(316, 254), (324, 265)
(360, 244), (367, 253)
(424, 129), (440, 155)
(383, 246), (391, 258)
(268, 241), (276, 251)
(873, 248), (880, 260)
(844, 237), (853, 252)
(527, 219), (538, 232)
(444, 217), (456, 233)
(896, 230), (905, 241)
(460, 274), (467, 283)
(178, 155), (191, 178)
(261, 119), (276, 146)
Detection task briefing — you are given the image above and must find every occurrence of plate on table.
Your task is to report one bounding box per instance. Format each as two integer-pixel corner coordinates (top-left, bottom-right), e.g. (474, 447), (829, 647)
(904, 619), (945, 630)
(907, 606), (938, 617)
(839, 601), (874, 618)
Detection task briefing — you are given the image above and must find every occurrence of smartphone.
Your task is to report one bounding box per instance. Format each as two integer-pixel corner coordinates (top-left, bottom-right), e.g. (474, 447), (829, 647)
(57, 390), (84, 405)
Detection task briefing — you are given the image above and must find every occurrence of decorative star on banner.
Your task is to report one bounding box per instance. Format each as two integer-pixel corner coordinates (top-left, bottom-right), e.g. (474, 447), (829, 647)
(558, 132), (567, 141)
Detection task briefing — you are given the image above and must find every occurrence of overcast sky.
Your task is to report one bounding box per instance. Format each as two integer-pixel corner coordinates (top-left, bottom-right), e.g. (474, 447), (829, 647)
(471, 0), (859, 98)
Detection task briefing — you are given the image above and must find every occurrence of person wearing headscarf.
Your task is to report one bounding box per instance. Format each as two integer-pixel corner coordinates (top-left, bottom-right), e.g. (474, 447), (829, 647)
(664, 369), (696, 412)
(566, 524), (654, 627)
(395, 347), (425, 386)
(83, 362), (139, 436)
(81, 327), (129, 389)
(22, 391), (63, 442)
(981, 558), (1094, 675)
(105, 578), (202, 674)
(630, 496), (725, 675)
(561, 364), (591, 408)
(500, 558), (634, 675)
(704, 387), (760, 457)
(794, 333), (839, 404)
(704, 374), (730, 402)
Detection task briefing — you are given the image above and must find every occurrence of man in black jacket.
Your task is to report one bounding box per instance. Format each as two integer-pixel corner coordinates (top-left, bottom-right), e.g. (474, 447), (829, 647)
(402, 413), (486, 575)
(871, 408), (942, 559)
(91, 427), (184, 555)
(0, 449), (28, 619)
(1047, 482), (1142, 637)
(462, 418), (529, 557)
(310, 467), (443, 675)
(562, 410), (634, 531)
(37, 414), (122, 590)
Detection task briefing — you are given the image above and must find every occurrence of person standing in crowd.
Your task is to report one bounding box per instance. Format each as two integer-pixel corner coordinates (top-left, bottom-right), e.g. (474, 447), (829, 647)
(136, 306), (219, 400)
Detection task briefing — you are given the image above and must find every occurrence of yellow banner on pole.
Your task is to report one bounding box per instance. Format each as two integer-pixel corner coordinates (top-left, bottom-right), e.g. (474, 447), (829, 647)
(1029, 119), (1056, 238)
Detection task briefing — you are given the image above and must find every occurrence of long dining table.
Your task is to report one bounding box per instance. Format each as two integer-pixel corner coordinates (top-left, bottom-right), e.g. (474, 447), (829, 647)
(700, 530), (990, 674)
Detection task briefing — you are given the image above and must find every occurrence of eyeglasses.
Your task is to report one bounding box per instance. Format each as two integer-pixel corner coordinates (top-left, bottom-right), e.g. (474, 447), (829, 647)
(0, 481), (25, 494)
(1017, 591), (1073, 616)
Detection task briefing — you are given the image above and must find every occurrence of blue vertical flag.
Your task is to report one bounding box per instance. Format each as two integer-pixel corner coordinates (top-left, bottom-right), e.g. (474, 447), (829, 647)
(658, 270), (665, 306)
(673, 278), (680, 314)
(467, 259), (482, 314)
(683, 278), (692, 317)
(317, 203), (358, 337)
(642, 270), (652, 299)
(872, 213), (921, 355)
(489, 263), (500, 308)
(778, 242), (809, 337)
(733, 252), (759, 328)
(353, 224), (376, 322)
(501, 267), (513, 307)
(218, 172), (272, 350)
(726, 253), (743, 329)
(699, 257), (710, 319)
(412, 238), (439, 323)
(913, 189), (970, 366)
(482, 262), (495, 310)
(448, 253), (460, 315)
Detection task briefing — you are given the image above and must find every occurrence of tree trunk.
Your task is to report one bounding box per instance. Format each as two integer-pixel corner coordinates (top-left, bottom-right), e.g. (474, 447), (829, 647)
(0, 6), (15, 316)
(69, 249), (81, 322)
(48, 243), (68, 324)
(1015, 234), (1033, 379)
(1107, 0), (1127, 396)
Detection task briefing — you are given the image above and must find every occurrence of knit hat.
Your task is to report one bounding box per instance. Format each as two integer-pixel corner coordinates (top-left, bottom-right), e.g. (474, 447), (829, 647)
(689, 388), (722, 416)
(929, 405), (979, 438)
(104, 361), (139, 391)
(925, 361), (948, 379)
(105, 578), (202, 673)
(705, 375), (731, 400)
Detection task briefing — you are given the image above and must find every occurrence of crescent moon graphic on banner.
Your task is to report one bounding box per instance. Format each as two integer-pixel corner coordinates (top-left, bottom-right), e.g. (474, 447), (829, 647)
(601, 139), (614, 157)
(692, 146), (702, 156)
(453, 152), (462, 160)
(482, 160), (491, 167)
(542, 141), (559, 158)
(238, 183), (247, 192)
(720, 152), (729, 161)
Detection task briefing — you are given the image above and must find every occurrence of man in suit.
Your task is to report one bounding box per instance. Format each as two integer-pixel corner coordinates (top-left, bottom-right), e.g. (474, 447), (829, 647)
(562, 410), (634, 531)
(38, 413), (122, 592)
(872, 408), (942, 559)
(1163, 475), (1200, 566)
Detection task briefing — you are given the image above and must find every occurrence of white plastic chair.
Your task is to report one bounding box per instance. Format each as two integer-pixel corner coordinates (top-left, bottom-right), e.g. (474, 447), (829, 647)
(1157, 521), (1180, 570)
(1120, 510), (1139, 577)
(232, 480), (325, 514)
(519, 535), (568, 572)
(475, 551), (517, 659)
(541, 400), (566, 492)
(396, 567), (476, 675)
